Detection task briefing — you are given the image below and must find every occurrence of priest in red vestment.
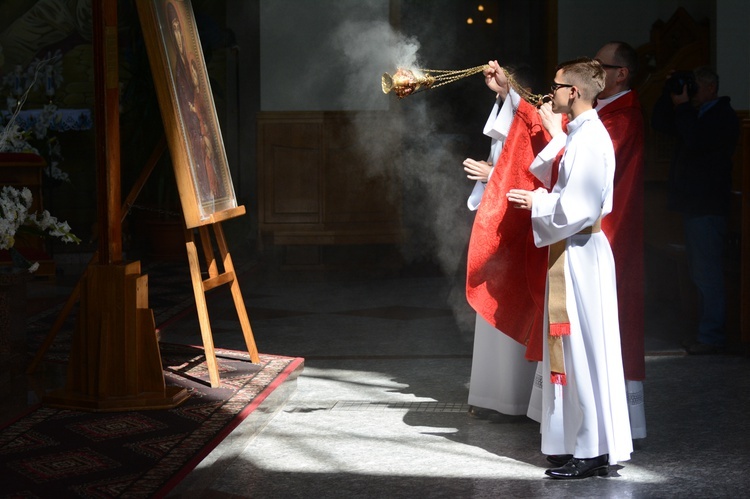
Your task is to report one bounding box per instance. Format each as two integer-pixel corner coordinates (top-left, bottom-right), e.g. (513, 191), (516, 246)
(594, 43), (646, 384)
(465, 90), (551, 363)
(593, 42), (646, 438)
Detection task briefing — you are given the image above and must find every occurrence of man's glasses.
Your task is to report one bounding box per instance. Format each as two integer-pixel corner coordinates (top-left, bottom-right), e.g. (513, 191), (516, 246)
(550, 82), (574, 92)
(599, 63), (624, 70)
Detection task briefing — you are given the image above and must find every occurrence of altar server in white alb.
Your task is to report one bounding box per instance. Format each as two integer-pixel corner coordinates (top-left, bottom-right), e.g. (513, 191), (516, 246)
(507, 57), (633, 479)
(463, 62), (538, 419)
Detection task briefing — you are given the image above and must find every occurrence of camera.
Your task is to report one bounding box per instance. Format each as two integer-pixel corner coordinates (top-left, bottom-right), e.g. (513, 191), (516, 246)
(666, 70), (698, 97)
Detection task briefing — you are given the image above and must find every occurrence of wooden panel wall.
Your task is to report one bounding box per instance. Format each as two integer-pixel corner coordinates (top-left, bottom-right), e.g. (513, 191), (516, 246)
(257, 111), (403, 246)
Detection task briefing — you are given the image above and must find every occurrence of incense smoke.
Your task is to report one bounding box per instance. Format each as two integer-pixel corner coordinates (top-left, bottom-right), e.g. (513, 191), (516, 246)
(329, 18), (481, 331)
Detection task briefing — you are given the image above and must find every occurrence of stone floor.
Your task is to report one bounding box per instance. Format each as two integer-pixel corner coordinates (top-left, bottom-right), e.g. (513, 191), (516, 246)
(7, 245), (750, 498)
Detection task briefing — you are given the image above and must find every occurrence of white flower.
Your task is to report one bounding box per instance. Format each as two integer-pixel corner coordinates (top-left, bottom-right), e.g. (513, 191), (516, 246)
(0, 186), (80, 272)
(20, 187), (32, 206)
(44, 163), (70, 183)
(0, 186), (31, 251)
(0, 124), (39, 154)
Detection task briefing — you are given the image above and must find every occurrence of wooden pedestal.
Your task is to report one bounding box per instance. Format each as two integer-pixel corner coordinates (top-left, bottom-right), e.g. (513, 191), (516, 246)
(44, 262), (189, 411)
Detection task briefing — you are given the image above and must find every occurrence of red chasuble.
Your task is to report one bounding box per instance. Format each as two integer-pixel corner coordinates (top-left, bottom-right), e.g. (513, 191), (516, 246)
(599, 90), (646, 381)
(466, 99), (550, 362)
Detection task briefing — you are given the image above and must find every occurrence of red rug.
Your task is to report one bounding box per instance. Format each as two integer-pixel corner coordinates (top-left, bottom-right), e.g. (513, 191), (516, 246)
(0, 345), (303, 498)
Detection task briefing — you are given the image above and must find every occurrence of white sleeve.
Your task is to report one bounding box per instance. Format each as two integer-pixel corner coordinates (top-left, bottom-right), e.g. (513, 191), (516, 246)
(469, 91), (520, 210)
(467, 181), (486, 211)
(529, 133), (567, 189)
(530, 132), (609, 247)
(483, 88), (521, 142)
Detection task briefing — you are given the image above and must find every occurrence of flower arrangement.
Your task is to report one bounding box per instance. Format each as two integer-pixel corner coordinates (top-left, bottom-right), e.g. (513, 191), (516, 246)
(0, 107), (68, 183)
(1, 51), (70, 184)
(0, 52), (78, 273)
(0, 185), (80, 273)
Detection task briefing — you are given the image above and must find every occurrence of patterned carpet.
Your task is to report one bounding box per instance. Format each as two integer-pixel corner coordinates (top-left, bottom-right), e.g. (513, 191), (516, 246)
(0, 346), (303, 498)
(1, 260), (304, 498)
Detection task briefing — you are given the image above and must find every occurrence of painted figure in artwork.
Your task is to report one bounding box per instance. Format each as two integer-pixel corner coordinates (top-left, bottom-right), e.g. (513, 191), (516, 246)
(166, 1), (225, 213)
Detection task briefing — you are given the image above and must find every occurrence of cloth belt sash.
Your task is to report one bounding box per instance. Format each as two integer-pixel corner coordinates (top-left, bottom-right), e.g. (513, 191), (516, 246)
(547, 217), (602, 385)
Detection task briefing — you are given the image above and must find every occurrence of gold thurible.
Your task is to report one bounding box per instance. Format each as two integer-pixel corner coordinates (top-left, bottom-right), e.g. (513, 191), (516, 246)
(382, 64), (547, 107)
(381, 68), (436, 98)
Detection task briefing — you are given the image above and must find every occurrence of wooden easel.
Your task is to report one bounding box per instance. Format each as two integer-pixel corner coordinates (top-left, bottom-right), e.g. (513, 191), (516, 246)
(133, 0), (260, 386)
(29, 142), (261, 388)
(32, 0), (261, 392)
(184, 214), (260, 387)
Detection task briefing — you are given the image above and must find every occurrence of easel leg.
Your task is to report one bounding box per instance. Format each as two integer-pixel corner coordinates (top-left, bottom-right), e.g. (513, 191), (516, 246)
(214, 223), (260, 363)
(182, 220), (260, 387)
(184, 227), (221, 387)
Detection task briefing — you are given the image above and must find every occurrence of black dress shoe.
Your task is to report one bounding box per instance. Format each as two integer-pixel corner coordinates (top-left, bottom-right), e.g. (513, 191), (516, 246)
(468, 406), (488, 419)
(546, 454), (573, 466)
(545, 454), (609, 479)
(468, 406), (501, 420)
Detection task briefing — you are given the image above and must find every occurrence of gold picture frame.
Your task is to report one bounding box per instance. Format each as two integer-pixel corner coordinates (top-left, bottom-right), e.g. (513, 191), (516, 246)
(136, 0), (243, 228)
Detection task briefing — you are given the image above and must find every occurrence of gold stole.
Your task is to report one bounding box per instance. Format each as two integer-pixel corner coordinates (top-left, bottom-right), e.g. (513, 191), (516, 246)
(547, 218), (601, 385)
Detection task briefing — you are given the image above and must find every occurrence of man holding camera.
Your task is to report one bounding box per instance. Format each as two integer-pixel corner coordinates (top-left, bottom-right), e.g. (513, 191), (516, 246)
(651, 67), (740, 354)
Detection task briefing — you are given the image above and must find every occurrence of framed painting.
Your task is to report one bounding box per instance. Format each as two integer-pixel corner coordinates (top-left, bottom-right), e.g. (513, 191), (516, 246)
(135, 0), (244, 228)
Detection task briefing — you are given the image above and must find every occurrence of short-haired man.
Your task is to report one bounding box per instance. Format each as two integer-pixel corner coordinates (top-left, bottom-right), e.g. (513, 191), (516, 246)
(507, 58), (633, 479)
(526, 41), (647, 440)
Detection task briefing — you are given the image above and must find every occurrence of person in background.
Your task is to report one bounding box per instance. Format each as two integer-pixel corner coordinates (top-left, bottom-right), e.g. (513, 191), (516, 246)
(651, 66), (740, 354)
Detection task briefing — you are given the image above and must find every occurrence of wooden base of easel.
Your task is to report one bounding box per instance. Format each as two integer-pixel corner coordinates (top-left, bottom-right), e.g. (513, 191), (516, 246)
(44, 262), (189, 411)
(185, 214), (260, 387)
